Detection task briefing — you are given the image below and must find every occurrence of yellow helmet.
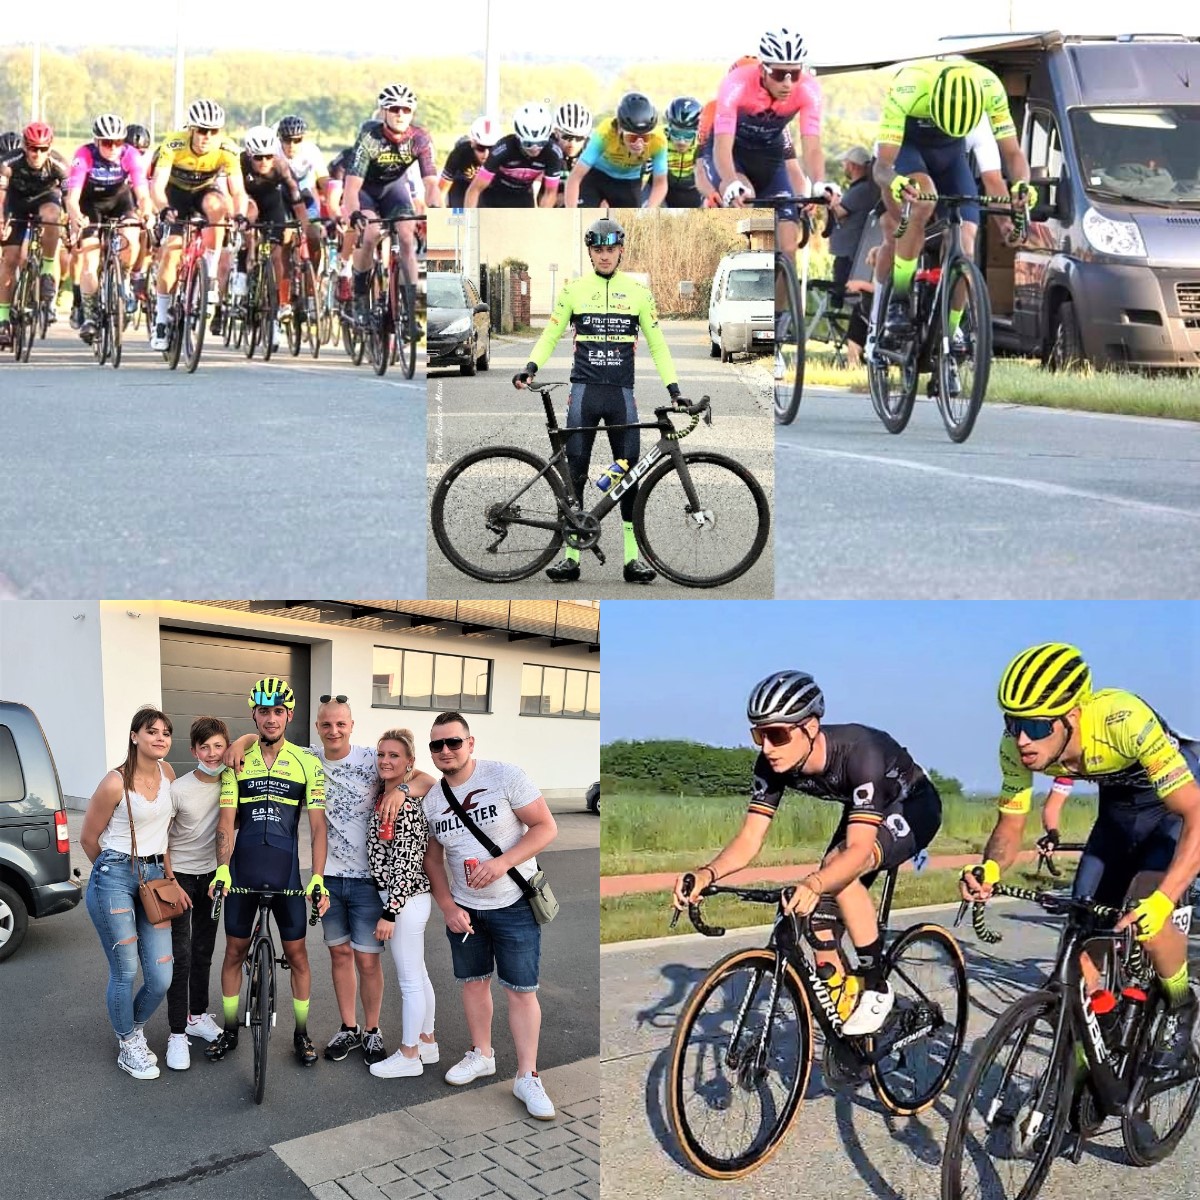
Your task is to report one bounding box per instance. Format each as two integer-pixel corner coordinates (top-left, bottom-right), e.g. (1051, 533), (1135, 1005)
(248, 677), (296, 710)
(930, 64), (984, 139)
(998, 644), (1091, 717)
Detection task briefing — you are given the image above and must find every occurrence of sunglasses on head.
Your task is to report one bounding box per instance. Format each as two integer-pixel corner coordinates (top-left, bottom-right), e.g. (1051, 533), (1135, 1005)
(765, 66), (803, 83)
(319, 694), (349, 704)
(750, 724), (802, 748)
(1003, 714), (1059, 741)
(429, 736), (465, 752)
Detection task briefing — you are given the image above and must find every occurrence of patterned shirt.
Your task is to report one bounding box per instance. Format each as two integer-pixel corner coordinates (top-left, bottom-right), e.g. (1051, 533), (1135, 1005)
(367, 782), (431, 917)
(311, 744), (378, 878)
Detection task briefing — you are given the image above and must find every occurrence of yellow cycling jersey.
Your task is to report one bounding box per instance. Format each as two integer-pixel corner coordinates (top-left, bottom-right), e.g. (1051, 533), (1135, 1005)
(877, 60), (1016, 147)
(997, 688), (1196, 815)
(154, 129), (242, 192)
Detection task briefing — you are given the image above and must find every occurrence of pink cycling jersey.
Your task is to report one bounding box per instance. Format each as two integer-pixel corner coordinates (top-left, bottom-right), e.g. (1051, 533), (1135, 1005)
(66, 143), (148, 197)
(713, 62), (823, 148)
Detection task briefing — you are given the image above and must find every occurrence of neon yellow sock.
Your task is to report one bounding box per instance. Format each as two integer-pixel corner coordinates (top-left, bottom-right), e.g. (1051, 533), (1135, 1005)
(40, 260), (56, 277)
(1160, 962), (1191, 1007)
(222, 994), (239, 1026)
(293, 997), (310, 1030)
(891, 256), (917, 298)
(623, 521), (638, 564)
(564, 546), (579, 564)
(949, 308), (964, 334)
(1074, 1041), (1088, 1079)
(0, 304), (9, 322)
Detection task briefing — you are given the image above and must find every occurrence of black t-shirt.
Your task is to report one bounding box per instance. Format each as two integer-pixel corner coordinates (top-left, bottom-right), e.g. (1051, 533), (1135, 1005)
(480, 134), (565, 194)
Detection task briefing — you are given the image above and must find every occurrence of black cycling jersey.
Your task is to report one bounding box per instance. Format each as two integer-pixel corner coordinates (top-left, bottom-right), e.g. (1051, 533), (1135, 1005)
(240, 151), (303, 207)
(0, 149), (70, 202)
(349, 120), (435, 187)
(440, 136), (484, 207)
(327, 147), (354, 181)
(478, 134), (565, 195)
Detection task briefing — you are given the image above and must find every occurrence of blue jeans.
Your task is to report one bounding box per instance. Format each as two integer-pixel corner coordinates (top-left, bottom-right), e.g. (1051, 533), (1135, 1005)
(447, 896), (541, 992)
(85, 849), (174, 1038)
(321, 875), (384, 953)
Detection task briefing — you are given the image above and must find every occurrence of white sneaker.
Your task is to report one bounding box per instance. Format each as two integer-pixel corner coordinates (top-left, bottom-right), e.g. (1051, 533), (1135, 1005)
(131, 1026), (158, 1064)
(444, 1047), (496, 1086)
(150, 322), (168, 350)
(118, 1036), (160, 1080)
(370, 1049), (423, 1079)
(166, 1033), (191, 1070)
(418, 1039), (440, 1064)
(186, 1012), (223, 1042)
(277, 303), (293, 320)
(270, 321), (282, 350)
(841, 983), (895, 1036)
(513, 1071), (555, 1120)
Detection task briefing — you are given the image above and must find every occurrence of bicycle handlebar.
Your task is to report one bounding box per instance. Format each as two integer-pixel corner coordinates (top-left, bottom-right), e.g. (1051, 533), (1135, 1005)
(670, 872), (802, 939)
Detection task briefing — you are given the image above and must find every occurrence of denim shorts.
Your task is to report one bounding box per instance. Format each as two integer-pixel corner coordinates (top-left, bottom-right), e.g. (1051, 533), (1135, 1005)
(447, 896), (540, 992)
(321, 875), (384, 953)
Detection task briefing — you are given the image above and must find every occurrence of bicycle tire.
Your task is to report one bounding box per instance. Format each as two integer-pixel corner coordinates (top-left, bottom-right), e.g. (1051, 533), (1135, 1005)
(394, 267), (418, 380)
(165, 283), (184, 371)
(93, 267), (110, 366)
(260, 258), (278, 362)
(632, 451), (770, 588)
(368, 265), (390, 377)
(219, 270), (237, 348)
(773, 252), (804, 425)
(318, 273), (335, 346)
(251, 937), (272, 1105)
(285, 266), (303, 357)
(667, 947), (813, 1179)
(936, 255), (992, 443)
(14, 267), (36, 362)
(431, 446), (568, 582)
(869, 923), (969, 1115)
(183, 256), (209, 374)
(941, 989), (1073, 1200)
(106, 256), (125, 370)
(244, 264), (262, 358)
(867, 280), (920, 434)
(300, 262), (320, 359)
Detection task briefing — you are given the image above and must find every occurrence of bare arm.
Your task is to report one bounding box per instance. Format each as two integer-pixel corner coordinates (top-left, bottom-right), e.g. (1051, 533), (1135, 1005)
(80, 771), (124, 862)
(983, 810), (1029, 872)
(214, 806), (236, 870)
(713, 131), (738, 196)
(423, 175), (442, 208)
(564, 161), (589, 208)
(800, 134), (824, 192)
(998, 135), (1031, 187)
(307, 806), (328, 877)
(1153, 781), (1200, 904)
(463, 175), (487, 209)
(645, 174), (668, 209)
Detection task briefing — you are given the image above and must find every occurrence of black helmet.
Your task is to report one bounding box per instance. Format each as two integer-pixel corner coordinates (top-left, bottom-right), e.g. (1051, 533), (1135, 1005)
(584, 217), (625, 248)
(616, 92), (658, 135)
(277, 114), (307, 140)
(665, 97), (702, 133)
(0, 130), (22, 156)
(124, 124), (150, 150)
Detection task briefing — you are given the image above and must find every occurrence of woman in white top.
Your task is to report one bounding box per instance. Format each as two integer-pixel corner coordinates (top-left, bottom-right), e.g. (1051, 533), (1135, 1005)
(81, 705), (191, 1081)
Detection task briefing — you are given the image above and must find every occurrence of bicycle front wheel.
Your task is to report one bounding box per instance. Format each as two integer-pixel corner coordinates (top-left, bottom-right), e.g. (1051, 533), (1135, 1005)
(260, 259), (278, 362)
(870, 923), (969, 1115)
(867, 280), (919, 434)
(936, 255), (992, 443)
(633, 451), (770, 588)
(368, 266), (390, 377)
(183, 258), (209, 374)
(667, 947), (813, 1179)
(773, 253), (804, 425)
(941, 989), (1072, 1200)
(251, 938), (273, 1105)
(105, 257), (125, 369)
(431, 447), (568, 582)
(14, 268), (36, 362)
(394, 270), (418, 380)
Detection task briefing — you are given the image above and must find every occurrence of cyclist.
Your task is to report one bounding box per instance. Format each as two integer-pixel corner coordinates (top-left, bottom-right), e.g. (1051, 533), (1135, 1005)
(662, 97), (703, 208)
(565, 93), (668, 209)
(206, 678), (330, 1067)
(275, 115), (329, 271)
(438, 116), (502, 209)
(961, 643), (1200, 1065)
(464, 104), (565, 209)
(0, 132), (21, 160)
(547, 103), (592, 208)
(0, 122), (70, 347)
(513, 216), (680, 586)
(148, 99), (248, 351)
(675, 671), (942, 1035)
(123, 124), (154, 302)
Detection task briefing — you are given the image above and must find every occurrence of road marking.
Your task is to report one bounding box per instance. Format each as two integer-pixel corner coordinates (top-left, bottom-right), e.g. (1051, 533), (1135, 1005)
(780, 442), (1200, 521)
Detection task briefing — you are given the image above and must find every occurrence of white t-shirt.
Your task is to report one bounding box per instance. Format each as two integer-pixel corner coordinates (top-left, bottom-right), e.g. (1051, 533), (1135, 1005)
(313, 744), (378, 878)
(285, 139), (326, 195)
(168, 769), (226, 873)
(424, 759), (542, 911)
(99, 762), (176, 856)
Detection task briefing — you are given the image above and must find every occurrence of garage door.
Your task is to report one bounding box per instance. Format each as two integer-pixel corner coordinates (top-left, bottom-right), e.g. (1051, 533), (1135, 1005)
(160, 628), (311, 780)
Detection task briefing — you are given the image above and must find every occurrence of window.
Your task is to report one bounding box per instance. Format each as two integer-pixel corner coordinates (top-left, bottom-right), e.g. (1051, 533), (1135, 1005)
(1028, 108), (1063, 181)
(0, 725), (26, 803)
(520, 664), (601, 719)
(373, 647), (491, 713)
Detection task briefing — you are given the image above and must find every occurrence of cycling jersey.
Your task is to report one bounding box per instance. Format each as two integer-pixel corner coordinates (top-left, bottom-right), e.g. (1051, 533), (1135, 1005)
(349, 120), (436, 187)
(714, 60), (823, 152)
(665, 141), (702, 206)
(440, 136), (485, 207)
(66, 143), (147, 202)
(877, 60), (1016, 148)
(0, 149), (70, 203)
(327, 147), (354, 181)
(154, 129), (242, 192)
(240, 151), (303, 209)
(528, 269), (677, 389)
(475, 134), (564, 197)
(280, 139), (326, 196)
(580, 118), (667, 180)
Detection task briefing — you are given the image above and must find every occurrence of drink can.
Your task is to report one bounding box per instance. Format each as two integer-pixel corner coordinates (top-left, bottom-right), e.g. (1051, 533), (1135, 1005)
(380, 819), (394, 841)
(465, 857), (479, 885)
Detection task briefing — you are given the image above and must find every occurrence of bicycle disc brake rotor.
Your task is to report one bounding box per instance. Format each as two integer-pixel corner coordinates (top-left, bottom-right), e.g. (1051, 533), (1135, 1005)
(732, 1038), (770, 1091)
(563, 511), (602, 551)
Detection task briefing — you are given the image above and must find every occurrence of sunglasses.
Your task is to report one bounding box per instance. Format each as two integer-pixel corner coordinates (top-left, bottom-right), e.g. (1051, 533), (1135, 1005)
(27, 146), (50, 153)
(588, 234), (622, 248)
(280, 137), (302, 145)
(750, 724), (803, 748)
(557, 133), (586, 143)
(667, 128), (698, 142)
(384, 106), (413, 115)
(98, 139), (123, 148)
(319, 694), (349, 704)
(519, 139), (548, 151)
(194, 127), (220, 135)
(251, 154), (273, 162)
(1003, 714), (1060, 741)
(621, 130), (649, 141)
(765, 67), (803, 83)
(470, 142), (491, 153)
(429, 736), (465, 752)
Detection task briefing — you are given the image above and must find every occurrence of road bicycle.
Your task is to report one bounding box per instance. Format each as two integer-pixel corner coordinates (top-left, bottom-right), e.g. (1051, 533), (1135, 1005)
(242, 222), (282, 361)
(348, 213), (423, 379)
(282, 223), (321, 359)
(941, 883), (1200, 1200)
(9, 217), (66, 362)
(157, 215), (227, 373)
(430, 380), (770, 588)
(666, 867), (968, 1178)
(88, 218), (142, 369)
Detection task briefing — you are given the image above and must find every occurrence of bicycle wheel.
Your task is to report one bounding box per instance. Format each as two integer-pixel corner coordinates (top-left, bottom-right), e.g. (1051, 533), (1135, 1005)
(244, 265), (261, 359)
(941, 989), (1073, 1200)
(285, 266), (303, 357)
(105, 257), (125, 369)
(183, 257), (209, 374)
(250, 937), (273, 1105)
(869, 923), (969, 1115)
(165, 288), (184, 370)
(632, 451), (770, 588)
(867, 280), (920, 434)
(773, 252), (804, 425)
(936, 255), (992, 443)
(14, 267), (36, 362)
(393, 268), (418, 380)
(431, 446), (568, 582)
(667, 947), (813, 1179)
(300, 261), (320, 359)
(368, 265), (390, 377)
(260, 258), (278, 362)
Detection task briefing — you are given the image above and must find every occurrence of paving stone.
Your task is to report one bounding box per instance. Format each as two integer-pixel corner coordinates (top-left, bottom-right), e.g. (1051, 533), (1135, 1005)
(527, 1146), (582, 1173)
(336, 1176), (385, 1200)
(564, 1124), (600, 1155)
(530, 1165), (588, 1195)
(395, 1147), (453, 1175)
(437, 1152), (494, 1181)
(444, 1131), (498, 1157)
(558, 1098), (599, 1122)
(572, 1180), (599, 1200)
(482, 1145), (530, 1176)
(310, 1184), (350, 1200)
(524, 1127), (574, 1152)
(410, 1168), (448, 1192)
(481, 1165), (543, 1200)
(363, 1164), (403, 1186)
(571, 1156), (599, 1183)
(380, 1179), (428, 1200)
(428, 1180), (497, 1200)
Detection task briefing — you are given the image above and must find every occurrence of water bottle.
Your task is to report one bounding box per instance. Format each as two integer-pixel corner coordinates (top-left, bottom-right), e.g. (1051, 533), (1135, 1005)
(1088, 988), (1121, 1050)
(1115, 986), (1148, 1053)
(231, 272), (247, 298)
(816, 961), (861, 1022)
(595, 459), (629, 493)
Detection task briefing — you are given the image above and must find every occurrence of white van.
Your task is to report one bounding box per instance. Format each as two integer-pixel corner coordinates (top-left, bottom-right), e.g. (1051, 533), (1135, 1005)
(707, 251), (774, 361)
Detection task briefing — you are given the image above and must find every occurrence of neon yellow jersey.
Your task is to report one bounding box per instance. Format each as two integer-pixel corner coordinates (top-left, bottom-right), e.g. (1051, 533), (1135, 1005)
(580, 119), (668, 180)
(997, 688), (1196, 815)
(154, 129), (242, 192)
(877, 60), (1016, 147)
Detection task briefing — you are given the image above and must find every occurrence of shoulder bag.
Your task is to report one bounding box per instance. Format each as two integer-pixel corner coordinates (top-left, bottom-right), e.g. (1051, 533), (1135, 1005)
(125, 791), (185, 925)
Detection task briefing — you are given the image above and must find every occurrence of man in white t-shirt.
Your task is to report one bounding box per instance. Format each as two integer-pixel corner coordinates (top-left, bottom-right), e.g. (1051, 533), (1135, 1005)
(423, 711), (559, 1119)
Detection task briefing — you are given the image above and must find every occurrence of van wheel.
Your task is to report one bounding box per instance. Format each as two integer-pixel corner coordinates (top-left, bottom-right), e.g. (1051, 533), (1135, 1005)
(1046, 300), (1084, 371)
(0, 881), (30, 963)
(709, 339), (721, 358)
(721, 344), (734, 363)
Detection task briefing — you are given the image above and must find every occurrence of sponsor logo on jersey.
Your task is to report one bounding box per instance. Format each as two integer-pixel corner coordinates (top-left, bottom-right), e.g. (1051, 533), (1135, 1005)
(1136, 718), (1156, 748)
(852, 783), (874, 808)
(1105, 710), (1131, 726)
(884, 813), (911, 839)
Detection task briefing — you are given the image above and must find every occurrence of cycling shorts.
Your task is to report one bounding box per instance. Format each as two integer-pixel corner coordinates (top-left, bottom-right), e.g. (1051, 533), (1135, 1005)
(700, 143), (796, 222)
(247, 187), (290, 244)
(164, 182), (225, 225)
(223, 890), (308, 943)
(2, 191), (62, 247)
(359, 178), (413, 219)
(1073, 809), (1181, 909)
(579, 169), (644, 209)
(566, 383), (641, 521)
(826, 776), (942, 887)
(80, 186), (137, 231)
(478, 185), (536, 208)
(893, 139), (980, 226)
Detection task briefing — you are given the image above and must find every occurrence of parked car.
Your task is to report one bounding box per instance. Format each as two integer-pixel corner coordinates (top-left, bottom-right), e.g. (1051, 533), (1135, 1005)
(0, 701), (81, 962)
(708, 251), (774, 362)
(428, 272), (492, 375)
(586, 781), (600, 815)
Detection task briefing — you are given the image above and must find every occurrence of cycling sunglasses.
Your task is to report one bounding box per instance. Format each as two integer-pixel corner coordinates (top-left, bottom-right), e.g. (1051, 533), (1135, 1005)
(764, 67), (803, 83)
(193, 127), (220, 135)
(1003, 714), (1059, 741)
(667, 128), (698, 142)
(519, 138), (548, 151)
(587, 232), (623, 247)
(251, 154), (273, 163)
(429, 736), (465, 752)
(280, 137), (302, 145)
(384, 105), (413, 115)
(319, 694), (349, 704)
(98, 139), (124, 149)
(750, 724), (802, 748)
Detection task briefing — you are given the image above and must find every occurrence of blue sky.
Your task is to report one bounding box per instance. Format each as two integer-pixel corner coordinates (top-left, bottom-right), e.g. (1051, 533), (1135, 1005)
(600, 602), (1200, 792)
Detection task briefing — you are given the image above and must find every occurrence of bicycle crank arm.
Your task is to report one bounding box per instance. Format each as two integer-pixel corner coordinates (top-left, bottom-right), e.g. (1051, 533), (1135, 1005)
(588, 545), (606, 565)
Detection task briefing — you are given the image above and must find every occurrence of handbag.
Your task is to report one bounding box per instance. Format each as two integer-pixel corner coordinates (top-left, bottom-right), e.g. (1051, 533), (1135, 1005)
(439, 779), (559, 925)
(125, 791), (185, 925)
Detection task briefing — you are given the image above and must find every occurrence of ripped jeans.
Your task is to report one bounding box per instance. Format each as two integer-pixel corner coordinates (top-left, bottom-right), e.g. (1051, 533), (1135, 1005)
(85, 849), (174, 1038)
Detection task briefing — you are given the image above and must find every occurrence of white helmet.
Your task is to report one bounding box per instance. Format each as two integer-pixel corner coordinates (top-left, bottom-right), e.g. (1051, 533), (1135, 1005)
(186, 98), (225, 129)
(758, 29), (807, 66)
(554, 102), (592, 138)
(469, 116), (502, 147)
(92, 113), (126, 140)
(513, 102), (554, 144)
(243, 125), (277, 157)
(378, 83), (417, 109)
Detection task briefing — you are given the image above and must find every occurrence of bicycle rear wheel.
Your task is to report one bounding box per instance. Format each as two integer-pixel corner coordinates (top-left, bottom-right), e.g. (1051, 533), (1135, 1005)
(867, 280), (919, 434)
(667, 947), (813, 1179)
(632, 451), (770, 588)
(286, 266), (303, 357)
(183, 257), (209, 374)
(431, 447), (568, 582)
(773, 253), (804, 425)
(251, 938), (273, 1105)
(105, 257), (125, 369)
(936, 255), (992, 443)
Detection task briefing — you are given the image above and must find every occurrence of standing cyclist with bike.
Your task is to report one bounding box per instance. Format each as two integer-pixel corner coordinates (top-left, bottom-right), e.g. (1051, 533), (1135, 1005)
(674, 670), (943, 1035)
(206, 678), (330, 1067)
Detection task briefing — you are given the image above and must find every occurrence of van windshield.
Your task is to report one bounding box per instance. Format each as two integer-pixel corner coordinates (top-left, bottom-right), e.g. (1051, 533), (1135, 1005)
(725, 269), (773, 301)
(1070, 106), (1200, 204)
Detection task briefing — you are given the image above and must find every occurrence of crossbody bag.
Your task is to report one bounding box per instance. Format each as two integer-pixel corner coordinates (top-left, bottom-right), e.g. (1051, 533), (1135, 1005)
(125, 792), (185, 925)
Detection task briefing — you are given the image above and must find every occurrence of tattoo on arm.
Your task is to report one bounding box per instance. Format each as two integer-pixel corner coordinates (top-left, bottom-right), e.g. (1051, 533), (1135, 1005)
(216, 828), (231, 866)
(984, 823), (1019, 867)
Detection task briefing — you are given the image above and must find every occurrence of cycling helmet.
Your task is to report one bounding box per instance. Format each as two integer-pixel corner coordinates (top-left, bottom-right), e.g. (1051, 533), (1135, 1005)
(929, 64), (984, 139)
(758, 29), (808, 66)
(513, 102), (554, 143)
(584, 216), (625, 247)
(22, 122), (54, 149)
(747, 671), (825, 726)
(468, 116), (502, 147)
(186, 99), (225, 129)
(243, 125), (277, 156)
(124, 123), (150, 150)
(276, 114), (307, 140)
(0, 131), (23, 156)
(665, 97), (702, 134)
(92, 114), (126, 141)
(553, 102), (592, 138)
(616, 92), (657, 136)
(998, 643), (1092, 718)
(378, 83), (417, 110)
(248, 677), (297, 710)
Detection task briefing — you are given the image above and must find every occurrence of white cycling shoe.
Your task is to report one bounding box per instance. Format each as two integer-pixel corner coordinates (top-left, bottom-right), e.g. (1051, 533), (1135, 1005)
(841, 982), (895, 1036)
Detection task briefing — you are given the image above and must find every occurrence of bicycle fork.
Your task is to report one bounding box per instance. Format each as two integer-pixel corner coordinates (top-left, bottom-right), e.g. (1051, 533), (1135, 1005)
(725, 959), (783, 1088)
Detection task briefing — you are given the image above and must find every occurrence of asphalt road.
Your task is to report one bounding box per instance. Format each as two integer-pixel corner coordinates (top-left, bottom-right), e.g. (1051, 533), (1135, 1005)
(601, 903), (1200, 1200)
(0, 318), (424, 600)
(775, 387), (1200, 598)
(0, 798), (598, 1199)
(426, 319), (774, 598)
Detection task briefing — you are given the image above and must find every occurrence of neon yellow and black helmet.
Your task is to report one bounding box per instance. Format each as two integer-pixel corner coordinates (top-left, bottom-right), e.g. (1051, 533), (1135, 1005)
(248, 677), (296, 710)
(998, 644), (1091, 718)
(929, 65), (984, 139)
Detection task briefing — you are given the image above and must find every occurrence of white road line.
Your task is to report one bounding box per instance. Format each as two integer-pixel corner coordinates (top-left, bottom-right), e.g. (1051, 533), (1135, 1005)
(779, 441), (1200, 521)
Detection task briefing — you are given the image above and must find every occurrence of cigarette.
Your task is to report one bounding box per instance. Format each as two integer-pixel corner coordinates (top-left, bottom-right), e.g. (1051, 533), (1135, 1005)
(461, 930), (470, 942)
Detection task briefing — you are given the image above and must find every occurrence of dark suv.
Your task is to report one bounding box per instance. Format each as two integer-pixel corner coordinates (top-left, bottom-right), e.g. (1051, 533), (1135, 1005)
(0, 701), (81, 962)
(428, 272), (491, 375)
